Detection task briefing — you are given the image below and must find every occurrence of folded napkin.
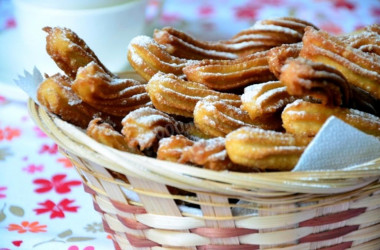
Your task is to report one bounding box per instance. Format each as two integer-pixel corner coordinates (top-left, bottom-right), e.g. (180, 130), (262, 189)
(293, 116), (380, 171)
(13, 67), (43, 105)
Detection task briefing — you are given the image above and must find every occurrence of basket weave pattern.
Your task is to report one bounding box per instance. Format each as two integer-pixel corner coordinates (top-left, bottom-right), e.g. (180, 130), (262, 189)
(29, 100), (380, 249)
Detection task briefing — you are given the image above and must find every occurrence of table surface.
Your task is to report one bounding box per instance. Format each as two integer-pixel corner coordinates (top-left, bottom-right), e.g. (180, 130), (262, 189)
(0, 0), (379, 249)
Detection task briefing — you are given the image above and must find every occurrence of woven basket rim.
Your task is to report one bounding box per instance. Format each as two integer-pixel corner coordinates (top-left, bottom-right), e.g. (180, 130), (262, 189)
(27, 95), (380, 195)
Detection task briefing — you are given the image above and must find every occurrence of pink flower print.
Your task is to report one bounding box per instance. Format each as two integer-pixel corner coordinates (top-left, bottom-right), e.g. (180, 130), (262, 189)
(247, 0), (283, 6)
(0, 126), (21, 141)
(33, 174), (81, 194)
(23, 164), (44, 174)
(333, 0), (355, 11)
(33, 126), (47, 138)
(57, 158), (73, 168)
(198, 5), (214, 17)
(7, 221), (47, 233)
(0, 95), (6, 104)
(12, 241), (23, 247)
(34, 199), (79, 219)
(5, 18), (16, 29)
(0, 186), (7, 199)
(68, 246), (95, 250)
(38, 144), (58, 154)
(21, 115), (29, 122)
(147, 0), (160, 7)
(371, 7), (380, 18)
(234, 5), (257, 21)
(161, 13), (181, 23)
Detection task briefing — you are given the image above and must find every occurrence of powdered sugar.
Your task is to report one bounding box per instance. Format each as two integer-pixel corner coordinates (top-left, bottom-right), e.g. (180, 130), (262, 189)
(128, 47), (143, 66)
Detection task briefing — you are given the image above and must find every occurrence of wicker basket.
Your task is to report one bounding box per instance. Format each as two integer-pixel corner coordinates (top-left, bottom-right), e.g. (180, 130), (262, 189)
(28, 89), (380, 250)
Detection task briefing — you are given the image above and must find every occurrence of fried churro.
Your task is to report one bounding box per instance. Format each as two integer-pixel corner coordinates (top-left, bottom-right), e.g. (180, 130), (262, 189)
(127, 35), (191, 81)
(241, 81), (298, 122)
(121, 107), (183, 150)
(194, 96), (281, 138)
(72, 62), (151, 117)
(282, 100), (380, 137)
(225, 126), (312, 171)
(87, 118), (141, 154)
(44, 27), (114, 80)
(37, 73), (117, 128)
(301, 26), (380, 100)
(146, 72), (241, 117)
(183, 51), (276, 91)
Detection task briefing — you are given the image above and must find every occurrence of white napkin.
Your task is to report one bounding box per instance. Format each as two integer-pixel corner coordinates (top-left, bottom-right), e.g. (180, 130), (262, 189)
(293, 116), (380, 171)
(13, 67), (44, 105)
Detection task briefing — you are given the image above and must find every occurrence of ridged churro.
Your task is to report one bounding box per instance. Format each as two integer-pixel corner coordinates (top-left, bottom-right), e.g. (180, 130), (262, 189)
(225, 126), (312, 171)
(301, 26), (380, 100)
(87, 118), (141, 154)
(121, 107), (183, 150)
(282, 100), (380, 137)
(146, 72), (241, 117)
(72, 62), (151, 117)
(241, 81), (298, 122)
(44, 27), (114, 80)
(183, 51), (275, 91)
(194, 96), (280, 138)
(37, 73), (118, 128)
(267, 43), (302, 78)
(127, 35), (191, 81)
(158, 135), (247, 171)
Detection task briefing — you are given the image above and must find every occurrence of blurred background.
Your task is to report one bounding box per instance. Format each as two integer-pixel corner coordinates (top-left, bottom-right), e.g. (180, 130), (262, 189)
(1, 0), (380, 36)
(144, 0), (379, 38)
(0, 0), (379, 84)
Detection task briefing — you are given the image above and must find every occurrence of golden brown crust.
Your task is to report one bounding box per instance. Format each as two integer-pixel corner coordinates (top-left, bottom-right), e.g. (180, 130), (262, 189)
(267, 43), (302, 78)
(72, 62), (151, 117)
(231, 17), (318, 46)
(121, 107), (183, 150)
(146, 72), (241, 117)
(183, 51), (276, 91)
(87, 118), (142, 154)
(282, 100), (380, 137)
(194, 96), (280, 138)
(37, 74), (116, 128)
(127, 35), (191, 81)
(300, 26), (380, 100)
(225, 126), (312, 171)
(153, 17), (317, 59)
(241, 81), (298, 122)
(181, 122), (213, 141)
(280, 58), (379, 115)
(157, 135), (194, 162)
(44, 27), (114, 80)
(338, 25), (380, 55)
(157, 135), (247, 171)
(280, 58), (352, 106)
(153, 27), (238, 60)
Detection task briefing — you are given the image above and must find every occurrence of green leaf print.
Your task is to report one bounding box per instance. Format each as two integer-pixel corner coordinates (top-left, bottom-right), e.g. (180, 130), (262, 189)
(0, 147), (12, 161)
(66, 237), (95, 242)
(84, 222), (104, 233)
(0, 205), (6, 222)
(57, 229), (73, 238)
(9, 205), (24, 217)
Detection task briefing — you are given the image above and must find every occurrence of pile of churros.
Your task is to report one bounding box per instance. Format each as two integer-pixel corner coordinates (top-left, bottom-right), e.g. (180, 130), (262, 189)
(37, 17), (380, 172)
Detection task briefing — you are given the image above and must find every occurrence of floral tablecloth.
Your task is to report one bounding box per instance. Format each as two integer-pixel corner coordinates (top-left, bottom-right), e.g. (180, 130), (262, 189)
(0, 0), (379, 249)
